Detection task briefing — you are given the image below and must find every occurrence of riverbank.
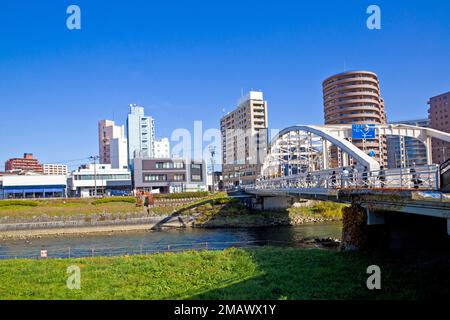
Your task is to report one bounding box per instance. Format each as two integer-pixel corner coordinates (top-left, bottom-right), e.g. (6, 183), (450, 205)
(0, 195), (346, 240)
(1, 246), (449, 299)
(0, 213), (341, 240)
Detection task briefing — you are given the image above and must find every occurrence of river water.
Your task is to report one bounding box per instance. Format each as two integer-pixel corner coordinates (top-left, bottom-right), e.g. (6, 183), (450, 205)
(0, 223), (342, 259)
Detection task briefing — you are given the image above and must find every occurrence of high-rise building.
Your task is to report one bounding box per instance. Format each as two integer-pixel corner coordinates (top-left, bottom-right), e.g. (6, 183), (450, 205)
(43, 164), (69, 176)
(387, 119), (430, 169)
(5, 153), (44, 173)
(428, 91), (450, 164)
(323, 71), (388, 166)
(220, 91), (269, 186)
(154, 138), (171, 158)
(98, 120), (128, 169)
(126, 105), (155, 165)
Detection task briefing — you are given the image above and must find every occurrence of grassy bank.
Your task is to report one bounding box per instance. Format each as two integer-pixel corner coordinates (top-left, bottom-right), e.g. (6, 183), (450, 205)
(0, 198), (142, 219)
(0, 194), (346, 231)
(166, 196), (346, 227)
(0, 247), (448, 300)
(0, 193), (212, 220)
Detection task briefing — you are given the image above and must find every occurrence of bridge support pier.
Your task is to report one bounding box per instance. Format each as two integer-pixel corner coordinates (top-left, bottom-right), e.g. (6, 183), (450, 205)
(260, 196), (293, 210)
(341, 204), (368, 251)
(367, 210), (385, 226)
(342, 204), (389, 251)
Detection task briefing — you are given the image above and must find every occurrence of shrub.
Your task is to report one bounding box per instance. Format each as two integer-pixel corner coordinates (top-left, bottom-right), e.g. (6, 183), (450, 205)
(311, 202), (346, 219)
(0, 200), (39, 207)
(211, 197), (238, 206)
(92, 197), (137, 205)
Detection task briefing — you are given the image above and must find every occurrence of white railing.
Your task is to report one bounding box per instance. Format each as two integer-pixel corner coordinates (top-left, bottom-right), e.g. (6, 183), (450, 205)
(247, 165), (441, 192)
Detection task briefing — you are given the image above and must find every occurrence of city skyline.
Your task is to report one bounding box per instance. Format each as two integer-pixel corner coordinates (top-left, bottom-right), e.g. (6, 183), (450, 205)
(1, 1), (450, 169)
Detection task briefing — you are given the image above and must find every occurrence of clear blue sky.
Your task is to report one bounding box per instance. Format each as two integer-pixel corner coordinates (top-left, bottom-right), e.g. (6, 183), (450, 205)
(1, 0), (449, 170)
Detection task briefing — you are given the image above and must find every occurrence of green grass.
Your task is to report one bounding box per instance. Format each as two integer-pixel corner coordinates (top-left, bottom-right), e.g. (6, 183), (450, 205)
(0, 194), (214, 219)
(288, 202), (347, 219)
(0, 247), (448, 300)
(0, 200), (39, 207)
(0, 198), (143, 219)
(92, 197), (137, 205)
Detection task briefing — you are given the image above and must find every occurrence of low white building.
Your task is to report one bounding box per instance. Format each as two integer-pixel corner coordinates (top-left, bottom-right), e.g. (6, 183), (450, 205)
(154, 138), (170, 158)
(0, 174), (67, 199)
(68, 164), (132, 198)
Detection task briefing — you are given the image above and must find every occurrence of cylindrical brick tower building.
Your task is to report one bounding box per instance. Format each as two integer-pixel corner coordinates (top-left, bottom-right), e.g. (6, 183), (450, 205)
(323, 70), (387, 166)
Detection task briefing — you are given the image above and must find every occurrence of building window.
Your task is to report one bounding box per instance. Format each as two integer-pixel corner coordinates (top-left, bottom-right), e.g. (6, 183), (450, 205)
(155, 162), (184, 169)
(191, 164), (203, 182)
(143, 174), (167, 182)
(174, 174), (185, 182)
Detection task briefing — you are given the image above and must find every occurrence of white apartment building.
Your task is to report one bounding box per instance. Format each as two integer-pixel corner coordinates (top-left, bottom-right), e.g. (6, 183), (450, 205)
(98, 120), (128, 169)
(220, 91), (269, 186)
(127, 105), (156, 165)
(110, 136), (129, 169)
(43, 164), (68, 176)
(68, 164), (132, 198)
(154, 138), (171, 158)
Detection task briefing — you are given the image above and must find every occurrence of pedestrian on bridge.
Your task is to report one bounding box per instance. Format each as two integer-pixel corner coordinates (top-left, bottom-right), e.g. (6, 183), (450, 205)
(341, 168), (350, 188)
(349, 165), (358, 186)
(378, 166), (387, 188)
(410, 167), (423, 189)
(330, 171), (337, 188)
(306, 172), (312, 188)
(362, 166), (370, 188)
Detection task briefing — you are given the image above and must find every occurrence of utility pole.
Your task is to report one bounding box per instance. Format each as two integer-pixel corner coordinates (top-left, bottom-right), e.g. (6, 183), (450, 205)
(209, 146), (216, 194)
(89, 156), (100, 197)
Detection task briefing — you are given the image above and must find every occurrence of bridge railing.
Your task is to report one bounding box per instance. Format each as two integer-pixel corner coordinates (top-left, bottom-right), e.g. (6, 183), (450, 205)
(248, 164), (441, 191)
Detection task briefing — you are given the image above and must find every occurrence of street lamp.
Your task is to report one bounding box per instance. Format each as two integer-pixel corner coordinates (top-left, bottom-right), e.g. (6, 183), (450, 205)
(89, 156), (100, 197)
(209, 146), (216, 194)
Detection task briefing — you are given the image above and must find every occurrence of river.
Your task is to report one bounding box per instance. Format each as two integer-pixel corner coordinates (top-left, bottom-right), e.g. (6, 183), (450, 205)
(0, 222), (342, 259)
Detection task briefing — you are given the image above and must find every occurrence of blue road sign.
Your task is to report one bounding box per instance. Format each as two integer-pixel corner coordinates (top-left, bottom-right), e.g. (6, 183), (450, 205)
(352, 124), (376, 139)
(368, 150), (376, 157)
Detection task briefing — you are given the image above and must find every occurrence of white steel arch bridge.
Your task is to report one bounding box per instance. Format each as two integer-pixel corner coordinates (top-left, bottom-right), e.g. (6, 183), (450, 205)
(257, 124), (450, 192)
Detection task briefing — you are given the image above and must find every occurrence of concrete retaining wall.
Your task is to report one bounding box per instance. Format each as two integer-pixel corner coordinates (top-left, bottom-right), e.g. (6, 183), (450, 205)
(0, 215), (194, 232)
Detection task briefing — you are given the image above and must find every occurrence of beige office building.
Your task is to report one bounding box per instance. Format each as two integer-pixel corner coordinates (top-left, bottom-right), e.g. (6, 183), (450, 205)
(221, 91), (269, 186)
(43, 164), (68, 176)
(323, 71), (388, 166)
(428, 91), (450, 164)
(98, 120), (128, 169)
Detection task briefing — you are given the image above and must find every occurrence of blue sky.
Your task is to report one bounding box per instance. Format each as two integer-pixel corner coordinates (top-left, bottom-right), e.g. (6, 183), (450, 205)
(0, 0), (449, 170)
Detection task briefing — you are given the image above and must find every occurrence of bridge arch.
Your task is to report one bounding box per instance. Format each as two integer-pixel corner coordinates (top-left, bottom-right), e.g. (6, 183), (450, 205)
(263, 125), (380, 178)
